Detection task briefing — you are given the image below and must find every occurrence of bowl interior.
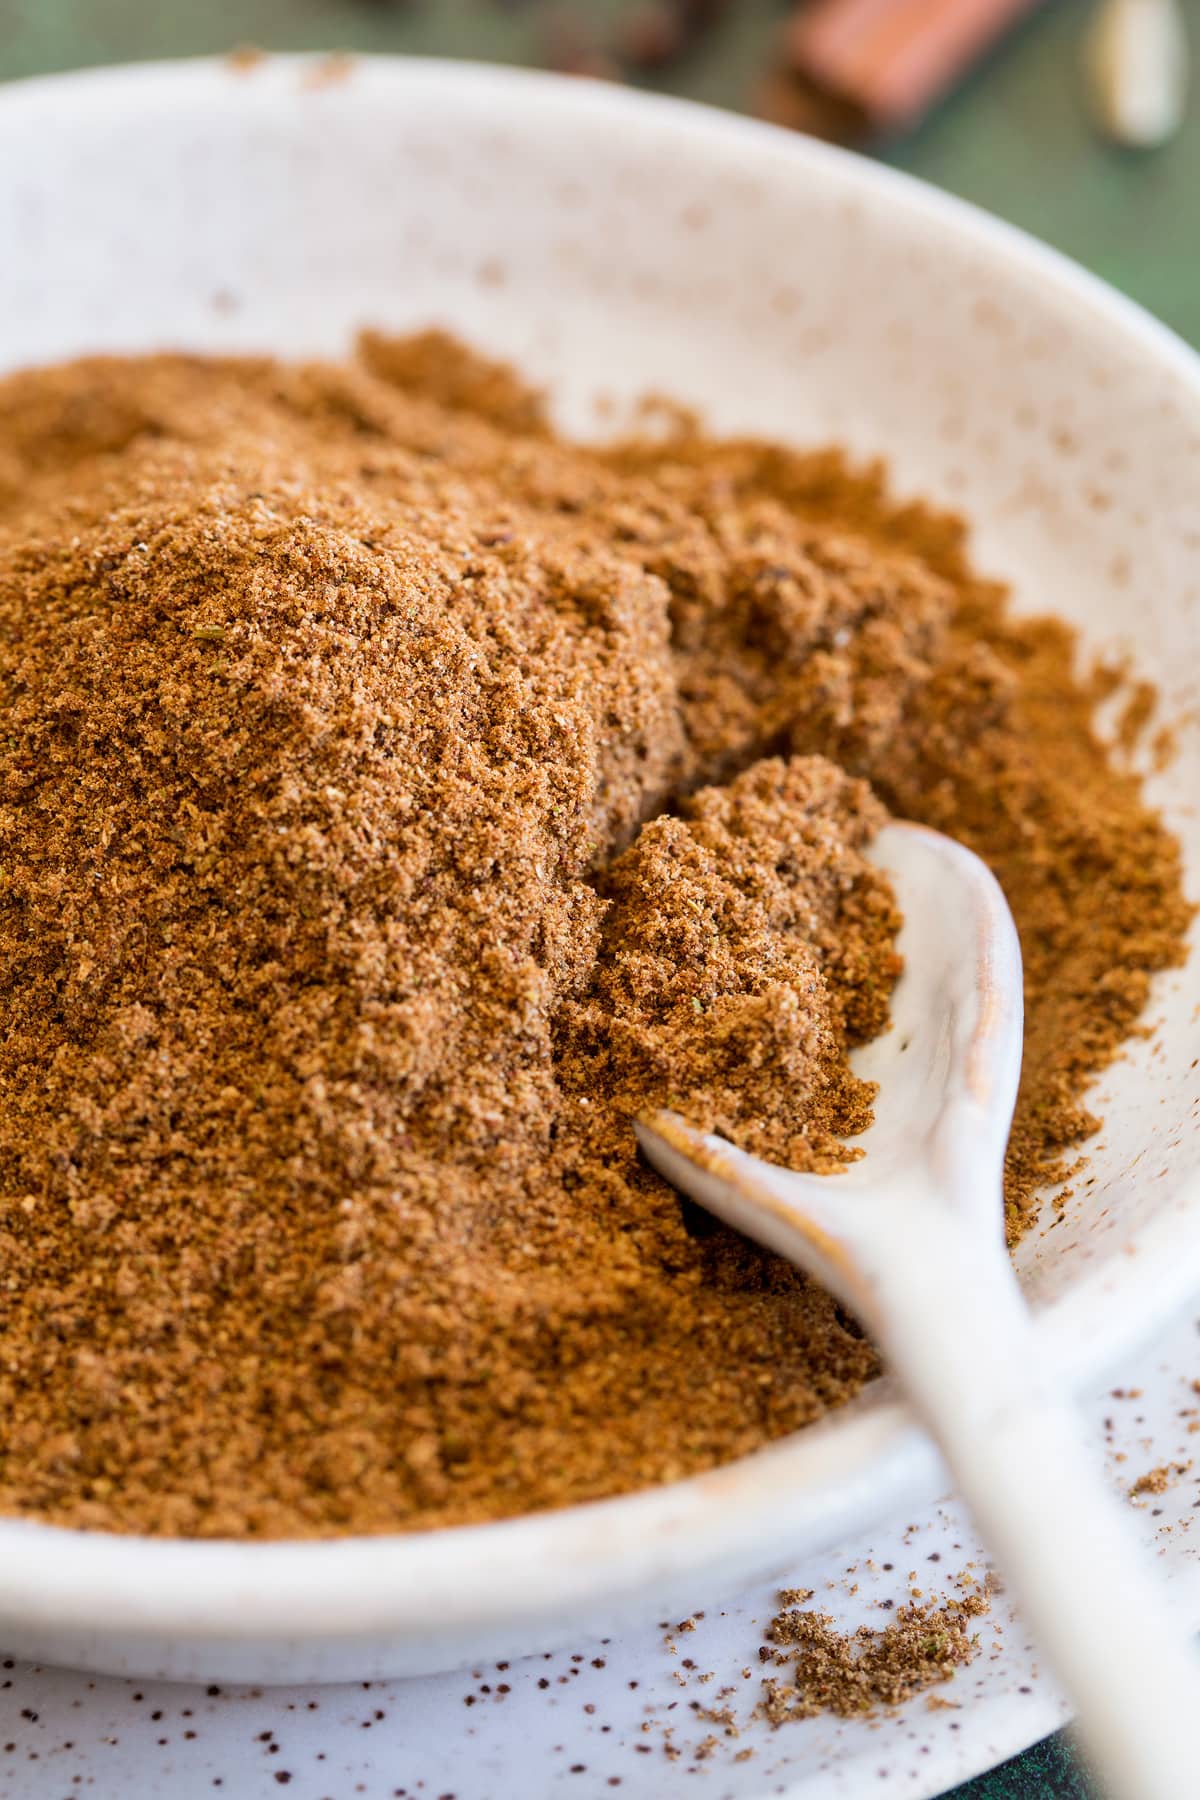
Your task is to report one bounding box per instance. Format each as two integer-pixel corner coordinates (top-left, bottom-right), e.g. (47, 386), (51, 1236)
(0, 55), (1197, 1675)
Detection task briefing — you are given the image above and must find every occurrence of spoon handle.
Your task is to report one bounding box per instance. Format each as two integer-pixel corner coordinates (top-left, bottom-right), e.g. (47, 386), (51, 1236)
(876, 1218), (1200, 1800)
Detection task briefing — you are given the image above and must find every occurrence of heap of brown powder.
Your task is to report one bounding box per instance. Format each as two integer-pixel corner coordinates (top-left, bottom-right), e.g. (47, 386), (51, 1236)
(0, 334), (1190, 1538)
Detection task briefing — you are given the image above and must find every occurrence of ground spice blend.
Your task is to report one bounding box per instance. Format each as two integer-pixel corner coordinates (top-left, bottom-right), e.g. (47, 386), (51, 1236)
(757, 1582), (991, 1723)
(0, 336), (1190, 1539)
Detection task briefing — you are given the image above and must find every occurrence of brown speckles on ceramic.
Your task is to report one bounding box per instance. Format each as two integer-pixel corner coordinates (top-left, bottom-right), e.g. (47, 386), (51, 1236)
(477, 258), (507, 291)
(300, 51), (357, 91)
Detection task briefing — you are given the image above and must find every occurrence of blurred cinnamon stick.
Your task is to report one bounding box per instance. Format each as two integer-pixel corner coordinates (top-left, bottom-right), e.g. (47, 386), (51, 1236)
(786, 0), (1046, 135)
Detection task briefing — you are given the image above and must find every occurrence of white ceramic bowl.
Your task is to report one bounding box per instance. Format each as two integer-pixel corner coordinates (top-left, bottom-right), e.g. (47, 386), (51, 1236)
(1, 55), (1198, 1685)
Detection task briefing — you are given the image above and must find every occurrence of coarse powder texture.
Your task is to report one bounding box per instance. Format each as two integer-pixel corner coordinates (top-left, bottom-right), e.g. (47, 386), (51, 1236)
(0, 335), (1190, 1538)
(757, 1584), (991, 1722)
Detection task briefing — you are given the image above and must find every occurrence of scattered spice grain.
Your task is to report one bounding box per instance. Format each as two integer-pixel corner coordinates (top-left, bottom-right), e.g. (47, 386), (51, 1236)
(1130, 1462), (1191, 1498)
(757, 1585), (991, 1722)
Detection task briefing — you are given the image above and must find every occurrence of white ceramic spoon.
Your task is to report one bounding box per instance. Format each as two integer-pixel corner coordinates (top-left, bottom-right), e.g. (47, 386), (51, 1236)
(637, 820), (1200, 1800)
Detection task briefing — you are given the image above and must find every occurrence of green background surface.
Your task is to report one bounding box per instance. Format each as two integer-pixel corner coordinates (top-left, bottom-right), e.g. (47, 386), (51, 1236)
(3, 1), (1196, 1793)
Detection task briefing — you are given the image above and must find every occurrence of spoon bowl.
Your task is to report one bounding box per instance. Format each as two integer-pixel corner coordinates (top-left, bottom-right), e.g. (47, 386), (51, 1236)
(639, 820), (1023, 1313)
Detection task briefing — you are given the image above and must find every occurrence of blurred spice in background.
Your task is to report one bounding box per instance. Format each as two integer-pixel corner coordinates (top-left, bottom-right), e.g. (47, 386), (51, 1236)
(465, 0), (1187, 148)
(514, 0), (1053, 140)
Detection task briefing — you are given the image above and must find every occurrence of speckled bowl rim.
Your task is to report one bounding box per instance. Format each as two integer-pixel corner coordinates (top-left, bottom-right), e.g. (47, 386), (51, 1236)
(0, 54), (1198, 1662)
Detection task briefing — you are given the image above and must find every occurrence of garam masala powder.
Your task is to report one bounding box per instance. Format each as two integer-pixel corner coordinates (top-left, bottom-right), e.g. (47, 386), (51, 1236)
(0, 334), (1190, 1538)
